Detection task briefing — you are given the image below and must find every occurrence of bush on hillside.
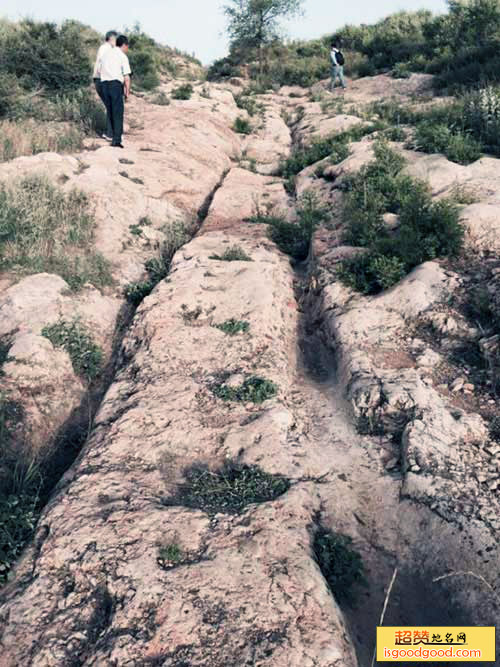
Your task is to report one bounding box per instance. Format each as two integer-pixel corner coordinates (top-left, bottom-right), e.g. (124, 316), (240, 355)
(0, 20), (93, 93)
(339, 141), (464, 294)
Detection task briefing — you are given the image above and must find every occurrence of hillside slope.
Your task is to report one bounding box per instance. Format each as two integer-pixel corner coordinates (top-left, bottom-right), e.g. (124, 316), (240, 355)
(0, 70), (499, 665)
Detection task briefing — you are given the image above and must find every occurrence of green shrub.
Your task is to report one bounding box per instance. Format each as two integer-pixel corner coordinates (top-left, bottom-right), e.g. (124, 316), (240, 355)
(214, 319), (250, 336)
(233, 116), (253, 134)
(412, 123), (481, 164)
(280, 124), (380, 179)
(1, 20), (93, 94)
(0, 174), (112, 289)
(313, 529), (367, 605)
(339, 142), (464, 294)
(124, 281), (155, 305)
(213, 376), (278, 404)
(383, 126), (407, 142)
(209, 245), (252, 262)
(42, 318), (103, 382)
(234, 93), (262, 117)
(463, 86), (500, 155)
(392, 62), (411, 79)
(172, 83), (194, 100)
(168, 462), (290, 515)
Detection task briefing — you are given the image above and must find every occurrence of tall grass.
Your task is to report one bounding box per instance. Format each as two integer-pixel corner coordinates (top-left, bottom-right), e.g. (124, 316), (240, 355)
(0, 174), (112, 289)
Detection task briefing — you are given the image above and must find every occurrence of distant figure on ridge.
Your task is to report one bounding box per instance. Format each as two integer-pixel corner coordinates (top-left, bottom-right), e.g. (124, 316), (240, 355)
(330, 41), (347, 91)
(97, 35), (132, 149)
(93, 30), (118, 141)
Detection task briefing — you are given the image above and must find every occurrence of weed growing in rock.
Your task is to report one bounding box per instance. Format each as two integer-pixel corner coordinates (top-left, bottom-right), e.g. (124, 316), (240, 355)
(313, 528), (367, 605)
(172, 83), (193, 100)
(213, 376), (277, 404)
(124, 282), (155, 306)
(169, 462), (290, 515)
(42, 318), (103, 382)
(0, 460), (41, 584)
(249, 191), (329, 261)
(233, 116), (253, 134)
(234, 93), (262, 117)
(0, 174), (112, 290)
(279, 124), (381, 179)
(124, 221), (188, 306)
(157, 542), (184, 569)
(214, 319), (250, 336)
(209, 245), (252, 262)
(339, 141), (464, 294)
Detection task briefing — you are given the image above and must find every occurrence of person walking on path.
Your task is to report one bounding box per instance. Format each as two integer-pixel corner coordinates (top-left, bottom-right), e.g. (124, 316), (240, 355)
(330, 42), (347, 91)
(98, 35), (132, 148)
(93, 30), (117, 140)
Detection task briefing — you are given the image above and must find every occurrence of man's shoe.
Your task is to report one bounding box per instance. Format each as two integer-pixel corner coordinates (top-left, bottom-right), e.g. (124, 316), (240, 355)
(102, 134), (113, 141)
(111, 143), (124, 149)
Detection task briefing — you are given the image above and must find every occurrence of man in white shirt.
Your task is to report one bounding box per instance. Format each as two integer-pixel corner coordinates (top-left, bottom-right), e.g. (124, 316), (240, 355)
(93, 30), (117, 140)
(98, 35), (132, 148)
(330, 42), (347, 91)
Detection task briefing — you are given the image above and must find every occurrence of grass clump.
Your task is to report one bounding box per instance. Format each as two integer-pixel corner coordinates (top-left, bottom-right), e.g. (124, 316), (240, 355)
(339, 141), (464, 294)
(157, 542), (184, 569)
(151, 91), (170, 106)
(233, 116), (253, 135)
(209, 245), (252, 262)
(42, 318), (103, 382)
(214, 319), (250, 336)
(0, 174), (112, 290)
(313, 528), (367, 605)
(280, 124), (379, 179)
(171, 83), (194, 100)
(124, 220), (188, 306)
(249, 192), (329, 261)
(234, 93), (262, 117)
(0, 457), (41, 584)
(213, 376), (278, 404)
(170, 462), (290, 515)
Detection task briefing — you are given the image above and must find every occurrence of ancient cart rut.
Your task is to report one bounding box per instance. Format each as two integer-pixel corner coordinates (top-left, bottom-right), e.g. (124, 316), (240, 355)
(0, 81), (499, 666)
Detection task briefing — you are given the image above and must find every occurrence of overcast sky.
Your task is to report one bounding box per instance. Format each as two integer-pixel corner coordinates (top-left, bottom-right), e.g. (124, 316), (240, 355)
(1, 0), (447, 64)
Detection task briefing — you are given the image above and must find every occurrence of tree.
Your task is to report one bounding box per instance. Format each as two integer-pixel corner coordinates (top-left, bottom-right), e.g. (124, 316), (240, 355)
(224, 0), (304, 72)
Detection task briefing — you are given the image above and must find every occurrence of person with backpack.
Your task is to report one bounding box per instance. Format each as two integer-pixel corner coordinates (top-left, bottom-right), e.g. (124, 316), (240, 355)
(330, 41), (347, 91)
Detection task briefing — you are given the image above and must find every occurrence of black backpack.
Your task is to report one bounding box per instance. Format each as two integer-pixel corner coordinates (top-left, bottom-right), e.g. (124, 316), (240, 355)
(336, 50), (345, 66)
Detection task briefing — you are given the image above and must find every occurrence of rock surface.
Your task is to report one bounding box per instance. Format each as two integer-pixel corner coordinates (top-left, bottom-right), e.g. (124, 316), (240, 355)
(1, 73), (500, 667)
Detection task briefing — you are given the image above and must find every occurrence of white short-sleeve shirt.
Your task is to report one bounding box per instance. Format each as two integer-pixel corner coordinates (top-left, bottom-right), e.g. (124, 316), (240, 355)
(99, 48), (132, 83)
(93, 42), (113, 79)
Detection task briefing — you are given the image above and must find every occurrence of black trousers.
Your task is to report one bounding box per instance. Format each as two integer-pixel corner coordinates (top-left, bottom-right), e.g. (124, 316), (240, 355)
(94, 79), (113, 138)
(101, 80), (125, 145)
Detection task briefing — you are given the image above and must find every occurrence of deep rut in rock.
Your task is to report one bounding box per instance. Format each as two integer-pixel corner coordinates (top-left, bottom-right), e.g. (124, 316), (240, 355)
(293, 268), (497, 666)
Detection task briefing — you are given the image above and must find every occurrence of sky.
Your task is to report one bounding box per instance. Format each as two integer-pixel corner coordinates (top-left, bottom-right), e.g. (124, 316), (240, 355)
(1, 0), (448, 64)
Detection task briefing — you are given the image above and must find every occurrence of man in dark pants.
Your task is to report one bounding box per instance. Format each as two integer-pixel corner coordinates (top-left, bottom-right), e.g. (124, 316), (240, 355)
(98, 35), (132, 148)
(93, 30), (117, 140)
